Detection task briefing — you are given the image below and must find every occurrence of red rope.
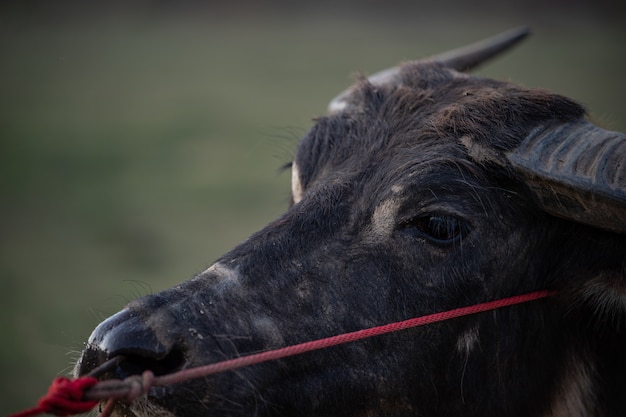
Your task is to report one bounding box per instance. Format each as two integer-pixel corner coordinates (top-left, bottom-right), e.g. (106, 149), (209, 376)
(5, 289), (556, 417)
(155, 289), (557, 386)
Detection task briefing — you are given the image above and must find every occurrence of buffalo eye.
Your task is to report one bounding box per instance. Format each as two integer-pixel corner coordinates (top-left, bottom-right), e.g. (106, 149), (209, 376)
(399, 214), (469, 244)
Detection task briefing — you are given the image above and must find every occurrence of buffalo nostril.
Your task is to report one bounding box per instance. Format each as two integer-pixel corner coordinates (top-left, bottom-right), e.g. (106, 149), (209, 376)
(114, 349), (186, 379)
(76, 308), (186, 379)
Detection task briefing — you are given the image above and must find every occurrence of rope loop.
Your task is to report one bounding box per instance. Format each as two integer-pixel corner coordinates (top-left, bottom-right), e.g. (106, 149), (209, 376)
(83, 370), (155, 403)
(95, 372), (155, 417)
(125, 371), (155, 403)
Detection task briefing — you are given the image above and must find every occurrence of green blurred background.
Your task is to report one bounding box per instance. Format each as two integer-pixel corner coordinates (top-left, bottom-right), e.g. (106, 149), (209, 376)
(1, 1), (624, 414)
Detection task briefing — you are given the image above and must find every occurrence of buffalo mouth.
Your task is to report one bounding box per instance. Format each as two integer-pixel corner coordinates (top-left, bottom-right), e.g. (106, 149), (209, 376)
(77, 351), (187, 417)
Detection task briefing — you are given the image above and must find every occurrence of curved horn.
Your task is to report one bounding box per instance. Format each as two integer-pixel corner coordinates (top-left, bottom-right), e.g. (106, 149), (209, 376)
(328, 27), (530, 114)
(507, 120), (626, 233)
(432, 26), (530, 71)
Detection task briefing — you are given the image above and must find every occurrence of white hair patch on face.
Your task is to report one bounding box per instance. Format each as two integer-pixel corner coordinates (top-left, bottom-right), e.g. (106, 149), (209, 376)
(456, 325), (480, 355)
(201, 262), (240, 283)
(369, 197), (401, 239)
(252, 316), (285, 349)
(291, 161), (304, 204)
(195, 262), (242, 294)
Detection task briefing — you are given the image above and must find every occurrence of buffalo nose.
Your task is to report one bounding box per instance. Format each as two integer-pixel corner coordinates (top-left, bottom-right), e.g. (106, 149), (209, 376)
(75, 308), (186, 379)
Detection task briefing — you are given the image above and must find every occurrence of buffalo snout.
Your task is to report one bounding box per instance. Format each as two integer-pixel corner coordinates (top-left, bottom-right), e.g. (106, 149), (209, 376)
(76, 307), (186, 381)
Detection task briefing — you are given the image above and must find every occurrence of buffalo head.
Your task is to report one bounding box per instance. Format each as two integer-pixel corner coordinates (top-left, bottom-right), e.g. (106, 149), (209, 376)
(76, 28), (626, 417)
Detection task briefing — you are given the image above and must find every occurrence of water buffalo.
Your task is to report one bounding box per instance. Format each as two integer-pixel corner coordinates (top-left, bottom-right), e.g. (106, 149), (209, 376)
(75, 28), (626, 417)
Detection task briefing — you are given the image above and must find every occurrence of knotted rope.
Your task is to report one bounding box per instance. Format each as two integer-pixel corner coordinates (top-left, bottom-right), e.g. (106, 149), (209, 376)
(6, 289), (556, 417)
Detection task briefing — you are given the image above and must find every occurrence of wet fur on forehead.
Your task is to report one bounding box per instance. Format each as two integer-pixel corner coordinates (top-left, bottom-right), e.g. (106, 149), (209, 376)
(296, 62), (585, 190)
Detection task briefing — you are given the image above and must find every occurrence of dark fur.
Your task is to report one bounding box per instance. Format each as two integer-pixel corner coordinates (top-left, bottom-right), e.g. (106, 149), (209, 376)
(77, 62), (625, 416)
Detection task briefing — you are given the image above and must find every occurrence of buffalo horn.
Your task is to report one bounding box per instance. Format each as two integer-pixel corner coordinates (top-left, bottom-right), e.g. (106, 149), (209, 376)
(507, 120), (626, 233)
(328, 27), (530, 113)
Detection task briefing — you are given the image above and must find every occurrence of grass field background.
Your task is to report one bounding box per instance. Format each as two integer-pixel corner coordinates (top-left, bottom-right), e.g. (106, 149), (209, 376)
(1, 5), (624, 414)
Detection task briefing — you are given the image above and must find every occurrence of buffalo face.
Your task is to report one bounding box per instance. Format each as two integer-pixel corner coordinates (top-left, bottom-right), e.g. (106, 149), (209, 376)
(76, 29), (626, 417)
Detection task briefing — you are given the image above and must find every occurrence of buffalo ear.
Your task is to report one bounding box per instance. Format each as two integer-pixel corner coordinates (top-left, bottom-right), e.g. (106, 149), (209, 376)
(506, 120), (626, 234)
